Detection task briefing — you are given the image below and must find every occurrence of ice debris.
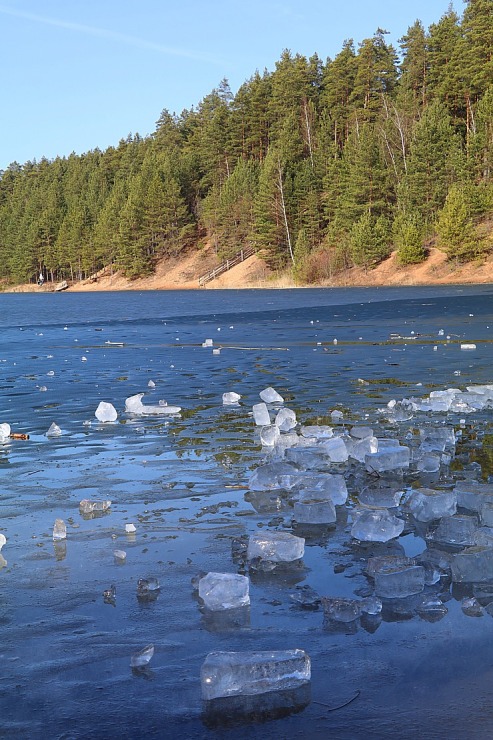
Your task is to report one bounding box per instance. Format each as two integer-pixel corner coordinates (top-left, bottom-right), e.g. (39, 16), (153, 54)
(222, 392), (241, 405)
(198, 572), (250, 611)
(200, 649), (310, 700)
(46, 422), (62, 437)
(259, 387), (284, 404)
(0, 423), (11, 440)
(125, 393), (181, 415)
(95, 401), (118, 423)
(130, 644), (154, 668)
(53, 519), (67, 541)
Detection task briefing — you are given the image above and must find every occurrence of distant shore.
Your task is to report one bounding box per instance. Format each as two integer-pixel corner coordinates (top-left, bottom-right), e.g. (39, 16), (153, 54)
(3, 246), (493, 294)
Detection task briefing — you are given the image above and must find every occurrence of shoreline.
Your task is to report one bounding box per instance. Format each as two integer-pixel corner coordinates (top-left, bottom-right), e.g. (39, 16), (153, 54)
(3, 246), (493, 294)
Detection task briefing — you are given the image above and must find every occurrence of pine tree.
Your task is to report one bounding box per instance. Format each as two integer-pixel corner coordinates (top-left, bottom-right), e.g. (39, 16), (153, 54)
(393, 212), (427, 264)
(436, 183), (480, 262)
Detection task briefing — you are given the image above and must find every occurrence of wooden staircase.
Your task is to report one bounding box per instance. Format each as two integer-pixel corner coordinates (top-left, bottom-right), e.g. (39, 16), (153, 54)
(198, 246), (256, 287)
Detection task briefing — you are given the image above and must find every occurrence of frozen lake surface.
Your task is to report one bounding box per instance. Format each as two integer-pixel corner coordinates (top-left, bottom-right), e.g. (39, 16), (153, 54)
(2, 285), (493, 739)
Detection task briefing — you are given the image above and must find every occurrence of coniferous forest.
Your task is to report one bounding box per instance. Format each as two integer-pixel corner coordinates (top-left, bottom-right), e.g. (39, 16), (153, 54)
(1, 1), (492, 286)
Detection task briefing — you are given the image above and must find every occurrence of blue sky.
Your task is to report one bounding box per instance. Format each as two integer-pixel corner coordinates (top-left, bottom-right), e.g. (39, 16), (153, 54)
(0, 0), (456, 170)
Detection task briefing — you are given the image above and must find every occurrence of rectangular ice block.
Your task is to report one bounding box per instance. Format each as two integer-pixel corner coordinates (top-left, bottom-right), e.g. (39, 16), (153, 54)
(200, 649), (311, 700)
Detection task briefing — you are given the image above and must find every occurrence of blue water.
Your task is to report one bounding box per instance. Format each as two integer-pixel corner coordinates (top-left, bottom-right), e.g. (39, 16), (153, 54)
(1, 285), (493, 739)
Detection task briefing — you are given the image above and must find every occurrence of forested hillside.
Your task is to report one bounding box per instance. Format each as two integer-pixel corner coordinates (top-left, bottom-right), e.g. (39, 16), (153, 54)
(1, 0), (492, 286)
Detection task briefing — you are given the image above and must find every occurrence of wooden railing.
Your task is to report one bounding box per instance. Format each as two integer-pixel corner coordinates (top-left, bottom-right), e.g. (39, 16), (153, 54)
(198, 246), (256, 287)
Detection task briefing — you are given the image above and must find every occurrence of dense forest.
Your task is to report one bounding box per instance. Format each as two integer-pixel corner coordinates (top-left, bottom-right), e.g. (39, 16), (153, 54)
(0, 0), (492, 286)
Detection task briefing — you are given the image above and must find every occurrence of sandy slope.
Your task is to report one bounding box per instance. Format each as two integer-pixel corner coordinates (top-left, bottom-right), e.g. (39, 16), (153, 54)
(5, 244), (493, 293)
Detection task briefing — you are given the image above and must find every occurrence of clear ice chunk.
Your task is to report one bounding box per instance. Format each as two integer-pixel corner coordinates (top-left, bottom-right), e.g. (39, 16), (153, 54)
(125, 393), (181, 415)
(200, 649), (310, 700)
(0, 423), (11, 440)
(480, 503), (493, 527)
(358, 484), (403, 509)
(319, 437), (348, 463)
(222, 392), (241, 405)
(252, 402), (271, 426)
(300, 425), (333, 439)
(345, 435), (378, 462)
(248, 462), (300, 491)
(365, 446), (410, 472)
(0, 533), (6, 551)
(351, 509), (404, 542)
(274, 408), (297, 432)
(293, 499), (336, 525)
(247, 531), (304, 563)
(405, 488), (457, 522)
(46, 422), (62, 437)
(374, 562), (425, 598)
(53, 518), (67, 541)
(259, 387), (284, 404)
(428, 514), (478, 547)
(461, 597), (484, 617)
(454, 481), (493, 513)
(295, 473), (348, 506)
(130, 644), (154, 668)
(451, 546), (493, 583)
(198, 573), (250, 611)
(349, 426), (374, 440)
(79, 499), (111, 514)
(260, 425), (281, 446)
(95, 401), (118, 422)
(322, 597), (361, 623)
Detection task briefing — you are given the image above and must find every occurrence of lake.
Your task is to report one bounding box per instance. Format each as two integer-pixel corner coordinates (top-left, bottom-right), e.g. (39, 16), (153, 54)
(2, 285), (493, 739)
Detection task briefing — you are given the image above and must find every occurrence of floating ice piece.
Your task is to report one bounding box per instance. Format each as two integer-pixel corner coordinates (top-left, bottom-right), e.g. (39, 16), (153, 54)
(365, 446), (410, 472)
(322, 597), (361, 623)
(345, 435), (378, 463)
(125, 523), (136, 533)
(252, 402), (271, 426)
(125, 393), (181, 415)
(274, 407), (297, 432)
(358, 484), (403, 509)
(461, 344), (476, 350)
(319, 436), (348, 463)
(130, 644), (154, 668)
(222, 392), (241, 405)
(0, 423), (11, 440)
(350, 426), (373, 440)
(137, 577), (160, 600)
(46, 422), (62, 437)
(202, 339), (213, 347)
(200, 649), (310, 700)
(248, 462), (299, 491)
(454, 481), (493, 513)
(113, 549), (126, 562)
(293, 499), (336, 525)
(95, 401), (118, 423)
(53, 518), (67, 541)
(373, 561), (425, 598)
(300, 425), (333, 439)
(405, 488), (457, 522)
(451, 546), (493, 583)
(296, 473), (348, 506)
(330, 409), (343, 421)
(260, 425), (281, 446)
(213, 348), (221, 355)
(148, 380), (156, 388)
(428, 514), (478, 547)
(198, 572), (250, 611)
(351, 509), (404, 542)
(259, 387), (284, 404)
(462, 597), (484, 617)
(79, 499), (111, 515)
(247, 531), (304, 563)
(0, 534), (6, 551)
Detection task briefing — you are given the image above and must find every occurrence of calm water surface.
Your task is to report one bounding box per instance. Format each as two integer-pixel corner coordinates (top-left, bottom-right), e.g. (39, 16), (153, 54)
(2, 286), (493, 739)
